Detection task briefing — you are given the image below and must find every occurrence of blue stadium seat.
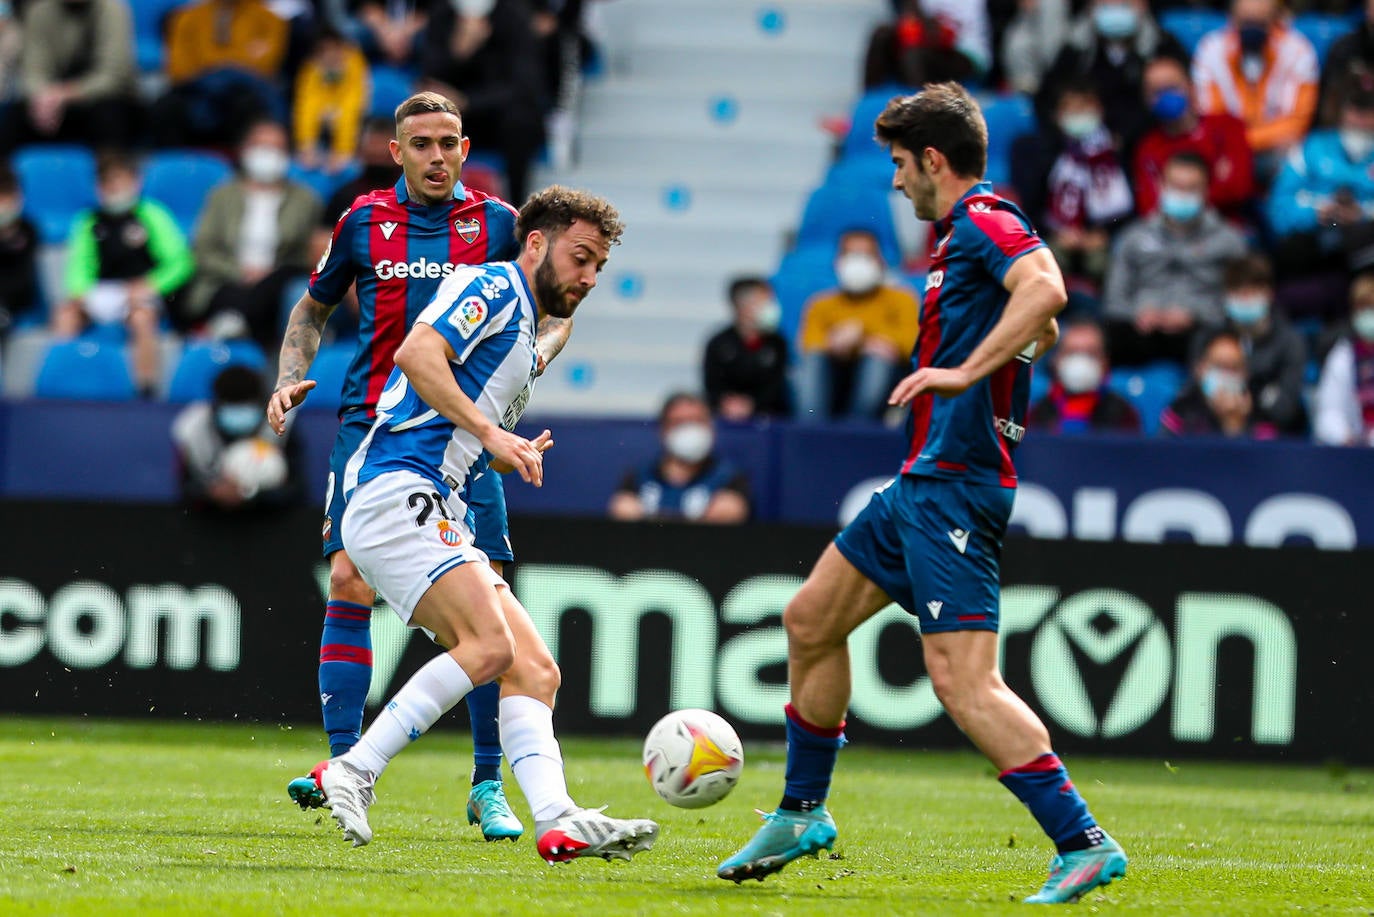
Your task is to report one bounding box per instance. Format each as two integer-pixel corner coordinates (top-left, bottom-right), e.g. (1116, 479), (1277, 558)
(34, 339), (135, 401)
(772, 244), (837, 344)
(796, 182), (902, 268)
(370, 66), (416, 118)
(982, 94), (1036, 187)
(825, 156), (895, 194)
(1108, 361), (1186, 435)
(1029, 363), (1052, 406)
(1294, 13), (1354, 66)
(143, 151), (235, 238)
(13, 145), (98, 244)
(167, 340), (268, 403)
(287, 161), (362, 205)
(133, 0), (189, 72)
(303, 343), (353, 414)
(1159, 9), (1228, 55)
(843, 84), (916, 161)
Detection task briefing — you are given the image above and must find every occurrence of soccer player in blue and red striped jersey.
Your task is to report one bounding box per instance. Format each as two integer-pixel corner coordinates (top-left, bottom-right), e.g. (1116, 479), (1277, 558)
(266, 92), (569, 841)
(720, 84), (1128, 903)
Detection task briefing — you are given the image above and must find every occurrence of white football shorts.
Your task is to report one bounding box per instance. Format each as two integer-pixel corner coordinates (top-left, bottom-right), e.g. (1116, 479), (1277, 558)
(340, 469), (501, 623)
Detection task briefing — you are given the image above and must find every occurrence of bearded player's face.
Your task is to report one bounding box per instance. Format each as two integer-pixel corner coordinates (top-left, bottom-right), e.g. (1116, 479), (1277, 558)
(532, 219), (611, 319)
(391, 111), (469, 205)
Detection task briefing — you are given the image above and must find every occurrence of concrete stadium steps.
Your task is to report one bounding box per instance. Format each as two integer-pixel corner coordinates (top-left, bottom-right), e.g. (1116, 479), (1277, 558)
(538, 0), (886, 416)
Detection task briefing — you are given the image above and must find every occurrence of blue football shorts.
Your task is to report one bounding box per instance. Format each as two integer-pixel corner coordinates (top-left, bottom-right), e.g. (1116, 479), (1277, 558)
(834, 474), (1014, 634)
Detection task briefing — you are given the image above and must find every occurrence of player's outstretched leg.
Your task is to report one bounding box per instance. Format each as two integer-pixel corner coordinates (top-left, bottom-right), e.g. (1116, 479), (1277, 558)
(497, 589), (657, 864)
(717, 703), (840, 882)
(465, 680), (523, 841)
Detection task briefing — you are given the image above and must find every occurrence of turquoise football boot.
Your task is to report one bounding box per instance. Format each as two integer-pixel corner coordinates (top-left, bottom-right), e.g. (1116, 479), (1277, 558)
(717, 807), (837, 882)
(466, 780), (524, 842)
(287, 775), (326, 810)
(1024, 834), (1128, 903)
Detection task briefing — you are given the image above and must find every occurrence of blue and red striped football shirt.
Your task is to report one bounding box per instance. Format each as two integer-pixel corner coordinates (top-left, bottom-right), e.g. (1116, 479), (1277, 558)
(901, 181), (1044, 488)
(308, 177), (520, 415)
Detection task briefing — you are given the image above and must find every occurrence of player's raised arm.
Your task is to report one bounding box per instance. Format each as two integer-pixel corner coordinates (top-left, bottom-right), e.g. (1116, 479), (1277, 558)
(393, 323), (544, 486)
(891, 247), (1066, 404)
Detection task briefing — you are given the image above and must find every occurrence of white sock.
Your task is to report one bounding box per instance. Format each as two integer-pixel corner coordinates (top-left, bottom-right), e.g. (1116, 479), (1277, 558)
(500, 694), (575, 824)
(345, 653), (474, 777)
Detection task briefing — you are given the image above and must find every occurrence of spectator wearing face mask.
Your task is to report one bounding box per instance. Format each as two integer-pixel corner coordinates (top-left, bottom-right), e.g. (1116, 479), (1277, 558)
(1037, 0), (1187, 156)
(1029, 318), (1140, 434)
(1160, 328), (1255, 438)
(1314, 271), (1374, 447)
(172, 364), (301, 511)
(53, 151), (194, 397)
(183, 118), (322, 344)
(608, 392), (750, 524)
(1267, 70), (1374, 319)
(1134, 55), (1255, 222)
(1000, 0), (1071, 96)
(702, 275), (790, 422)
(0, 163), (40, 336)
(795, 229), (919, 423)
(1192, 0), (1318, 175)
(1039, 80), (1134, 290)
(1104, 151), (1247, 367)
(1211, 252), (1307, 436)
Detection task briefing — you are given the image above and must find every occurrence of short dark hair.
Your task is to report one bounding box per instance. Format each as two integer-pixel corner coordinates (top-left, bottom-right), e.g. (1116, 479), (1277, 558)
(96, 150), (138, 183)
(394, 91), (461, 134)
(516, 185), (624, 247)
(1197, 327), (1244, 361)
(212, 366), (266, 404)
(1055, 78), (1101, 108)
(657, 391), (708, 426)
(1223, 252), (1274, 290)
(1164, 150), (1211, 181)
(727, 276), (769, 310)
(362, 115), (393, 137)
(874, 82), (988, 180)
(238, 116), (287, 148)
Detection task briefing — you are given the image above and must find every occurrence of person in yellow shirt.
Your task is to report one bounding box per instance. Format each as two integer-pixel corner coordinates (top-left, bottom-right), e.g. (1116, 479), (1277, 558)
(294, 26), (370, 175)
(795, 229), (920, 423)
(151, 0), (289, 148)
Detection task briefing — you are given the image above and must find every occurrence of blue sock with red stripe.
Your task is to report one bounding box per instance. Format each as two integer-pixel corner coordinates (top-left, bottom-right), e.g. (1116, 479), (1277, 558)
(778, 703), (846, 812)
(319, 600), (373, 757)
(998, 753), (1102, 853)
(466, 681), (503, 784)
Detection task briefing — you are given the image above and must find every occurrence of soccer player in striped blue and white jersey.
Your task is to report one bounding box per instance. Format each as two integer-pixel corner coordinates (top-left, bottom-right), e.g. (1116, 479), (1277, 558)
(720, 84), (1128, 903)
(301, 186), (658, 863)
(267, 92), (573, 840)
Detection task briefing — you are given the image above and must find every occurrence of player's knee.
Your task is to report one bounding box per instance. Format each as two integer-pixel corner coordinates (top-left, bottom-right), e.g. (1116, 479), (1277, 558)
(328, 555), (372, 604)
(782, 592), (839, 651)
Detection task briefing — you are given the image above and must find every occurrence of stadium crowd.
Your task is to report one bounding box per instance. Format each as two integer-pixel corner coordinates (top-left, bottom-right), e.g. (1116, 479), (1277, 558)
(1, 0), (1373, 449)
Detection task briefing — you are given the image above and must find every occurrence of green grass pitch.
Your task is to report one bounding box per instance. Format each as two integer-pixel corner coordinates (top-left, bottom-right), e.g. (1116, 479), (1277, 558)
(1, 717), (1370, 915)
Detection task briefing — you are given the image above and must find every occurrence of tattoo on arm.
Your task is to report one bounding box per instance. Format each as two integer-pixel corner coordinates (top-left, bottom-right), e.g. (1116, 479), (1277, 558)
(535, 316), (573, 371)
(275, 296), (336, 389)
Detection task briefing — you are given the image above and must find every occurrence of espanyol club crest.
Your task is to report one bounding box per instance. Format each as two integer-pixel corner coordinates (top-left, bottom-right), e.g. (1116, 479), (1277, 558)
(455, 218), (481, 243)
(437, 520), (463, 547)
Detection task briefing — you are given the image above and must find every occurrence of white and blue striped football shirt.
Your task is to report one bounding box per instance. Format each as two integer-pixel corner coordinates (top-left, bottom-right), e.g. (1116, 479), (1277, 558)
(343, 261), (538, 500)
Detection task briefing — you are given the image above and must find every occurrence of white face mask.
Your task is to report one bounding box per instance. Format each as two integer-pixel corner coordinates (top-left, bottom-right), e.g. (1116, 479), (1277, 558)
(1353, 309), (1374, 342)
(835, 252), (883, 294)
(664, 422), (714, 464)
(1340, 128), (1374, 162)
(242, 146), (289, 183)
(752, 297), (781, 333)
(1057, 352), (1104, 394)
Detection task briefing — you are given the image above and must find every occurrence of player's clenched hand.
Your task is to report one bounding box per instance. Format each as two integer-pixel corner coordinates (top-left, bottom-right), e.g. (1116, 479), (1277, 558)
(266, 380), (317, 435)
(482, 427), (544, 487)
(888, 367), (973, 406)
(490, 429), (554, 474)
